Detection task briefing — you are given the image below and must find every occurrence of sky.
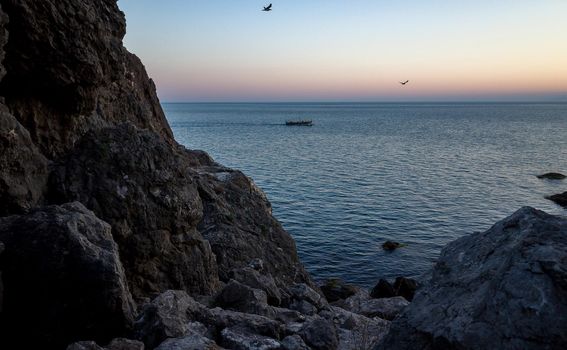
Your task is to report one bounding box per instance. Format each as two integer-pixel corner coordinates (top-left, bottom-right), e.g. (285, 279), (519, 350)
(118, 0), (567, 102)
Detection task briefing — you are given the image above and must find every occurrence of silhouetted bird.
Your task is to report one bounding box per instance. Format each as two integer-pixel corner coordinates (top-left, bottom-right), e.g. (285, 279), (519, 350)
(263, 3), (273, 11)
(400, 80), (409, 85)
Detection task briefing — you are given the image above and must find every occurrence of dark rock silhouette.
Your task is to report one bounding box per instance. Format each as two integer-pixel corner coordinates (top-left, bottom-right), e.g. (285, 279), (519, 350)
(537, 172), (566, 180)
(546, 191), (567, 207)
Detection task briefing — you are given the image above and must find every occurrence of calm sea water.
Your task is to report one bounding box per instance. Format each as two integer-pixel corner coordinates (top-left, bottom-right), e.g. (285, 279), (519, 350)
(165, 103), (567, 287)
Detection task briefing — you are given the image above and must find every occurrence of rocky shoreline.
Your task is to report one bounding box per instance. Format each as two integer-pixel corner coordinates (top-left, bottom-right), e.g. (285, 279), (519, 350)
(0, 1), (565, 349)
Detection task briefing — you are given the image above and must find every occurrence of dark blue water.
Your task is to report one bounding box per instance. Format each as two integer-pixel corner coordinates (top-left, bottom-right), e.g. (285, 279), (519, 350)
(165, 103), (567, 286)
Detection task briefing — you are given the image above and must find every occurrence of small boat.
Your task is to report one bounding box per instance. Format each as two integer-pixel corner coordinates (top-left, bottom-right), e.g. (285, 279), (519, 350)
(285, 120), (313, 126)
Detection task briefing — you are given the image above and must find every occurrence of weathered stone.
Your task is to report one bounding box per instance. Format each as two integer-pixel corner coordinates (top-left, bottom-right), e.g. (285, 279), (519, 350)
(154, 335), (221, 350)
(546, 191), (567, 207)
(377, 207), (567, 350)
(0, 0), (173, 158)
(281, 335), (309, 350)
(286, 283), (327, 309)
(105, 338), (145, 350)
(199, 307), (284, 340)
(370, 279), (395, 299)
(320, 306), (390, 350)
(67, 342), (105, 350)
(382, 241), (405, 251)
(298, 316), (338, 350)
(320, 278), (358, 302)
(230, 267), (282, 306)
(220, 327), (282, 350)
(0, 203), (135, 349)
(537, 172), (566, 180)
(134, 290), (203, 349)
(338, 290), (409, 320)
(288, 299), (318, 316)
(392, 277), (418, 302)
(216, 279), (269, 311)
(49, 124), (221, 298)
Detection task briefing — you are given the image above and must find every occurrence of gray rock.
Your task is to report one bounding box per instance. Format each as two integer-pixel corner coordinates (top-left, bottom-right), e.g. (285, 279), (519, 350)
(370, 279), (395, 299)
(321, 306), (390, 350)
(338, 290), (409, 320)
(298, 316), (338, 350)
(287, 283), (327, 310)
(0, 203), (136, 349)
(288, 299), (318, 316)
(377, 207), (567, 350)
(220, 327), (282, 350)
(154, 335), (221, 350)
(230, 267), (282, 306)
(199, 307), (284, 340)
(67, 342), (105, 350)
(216, 280), (269, 312)
(281, 335), (310, 350)
(105, 338), (145, 350)
(392, 277), (418, 302)
(134, 290), (204, 349)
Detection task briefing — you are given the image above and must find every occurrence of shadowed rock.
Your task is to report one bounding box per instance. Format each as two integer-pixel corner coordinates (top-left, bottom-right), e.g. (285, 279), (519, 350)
(376, 207), (567, 350)
(0, 203), (136, 349)
(320, 278), (358, 302)
(537, 172), (566, 180)
(546, 191), (567, 208)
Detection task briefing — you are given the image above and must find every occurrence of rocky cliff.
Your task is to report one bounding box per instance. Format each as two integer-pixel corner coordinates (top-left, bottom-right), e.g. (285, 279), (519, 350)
(0, 0), (312, 348)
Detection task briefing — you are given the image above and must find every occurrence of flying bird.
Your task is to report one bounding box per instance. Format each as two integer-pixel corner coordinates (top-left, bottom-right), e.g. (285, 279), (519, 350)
(262, 3), (273, 11)
(400, 80), (409, 85)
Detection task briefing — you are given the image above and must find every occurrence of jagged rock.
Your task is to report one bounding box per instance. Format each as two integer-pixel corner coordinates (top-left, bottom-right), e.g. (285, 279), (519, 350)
(370, 279), (395, 299)
(392, 277), (418, 302)
(286, 283), (327, 310)
(105, 339), (145, 350)
(220, 327), (281, 350)
(382, 241), (405, 251)
(154, 335), (221, 350)
(49, 124), (221, 298)
(248, 258), (265, 271)
(288, 299), (318, 316)
(281, 335), (310, 350)
(320, 278), (358, 302)
(298, 316), (339, 350)
(230, 267), (282, 306)
(0, 203), (135, 349)
(337, 290), (409, 320)
(537, 172), (566, 180)
(215, 280), (269, 312)
(320, 306), (390, 350)
(377, 207), (567, 350)
(196, 168), (313, 290)
(0, 0), (173, 158)
(200, 307), (284, 340)
(134, 290), (203, 349)
(546, 191), (567, 207)
(67, 342), (105, 350)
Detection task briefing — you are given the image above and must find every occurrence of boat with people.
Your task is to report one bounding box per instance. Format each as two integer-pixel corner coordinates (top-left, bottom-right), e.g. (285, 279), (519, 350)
(285, 120), (313, 126)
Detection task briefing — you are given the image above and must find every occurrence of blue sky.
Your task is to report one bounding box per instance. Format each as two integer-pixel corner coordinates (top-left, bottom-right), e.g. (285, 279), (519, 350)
(119, 0), (567, 102)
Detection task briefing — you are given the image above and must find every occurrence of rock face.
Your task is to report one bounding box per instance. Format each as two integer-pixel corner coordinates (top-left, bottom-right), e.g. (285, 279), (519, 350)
(377, 207), (567, 350)
(0, 203), (136, 349)
(0, 0), (313, 346)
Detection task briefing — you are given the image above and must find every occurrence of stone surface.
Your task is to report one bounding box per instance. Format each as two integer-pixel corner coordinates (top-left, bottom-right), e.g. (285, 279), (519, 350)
(286, 283), (327, 310)
(230, 267), (282, 306)
(154, 335), (221, 350)
(370, 279), (395, 299)
(215, 280), (269, 312)
(377, 207), (567, 350)
(537, 172), (566, 180)
(320, 278), (358, 302)
(281, 335), (310, 350)
(0, 0), (173, 158)
(546, 191), (567, 207)
(392, 277), (418, 302)
(0, 203), (136, 349)
(220, 327), (281, 350)
(339, 291), (409, 321)
(105, 338), (145, 350)
(321, 306), (390, 350)
(298, 316), (339, 350)
(67, 342), (105, 350)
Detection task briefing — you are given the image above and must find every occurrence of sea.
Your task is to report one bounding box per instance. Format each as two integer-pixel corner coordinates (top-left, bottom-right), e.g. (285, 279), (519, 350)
(164, 102), (567, 287)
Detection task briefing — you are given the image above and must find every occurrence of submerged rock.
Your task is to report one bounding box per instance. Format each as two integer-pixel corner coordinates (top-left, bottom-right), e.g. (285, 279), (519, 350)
(546, 191), (567, 207)
(320, 278), (358, 302)
(537, 172), (566, 180)
(0, 203), (136, 349)
(382, 241), (405, 251)
(377, 207), (567, 350)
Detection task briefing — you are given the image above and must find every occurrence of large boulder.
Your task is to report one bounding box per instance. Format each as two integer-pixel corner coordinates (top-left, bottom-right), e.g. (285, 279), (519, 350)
(0, 202), (136, 349)
(49, 124), (220, 298)
(377, 207), (567, 350)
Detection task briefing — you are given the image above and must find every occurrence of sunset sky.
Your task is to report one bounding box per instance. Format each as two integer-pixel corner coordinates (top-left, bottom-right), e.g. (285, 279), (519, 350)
(119, 0), (567, 102)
